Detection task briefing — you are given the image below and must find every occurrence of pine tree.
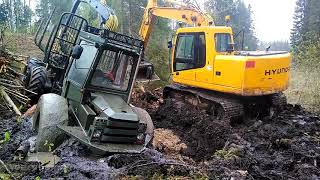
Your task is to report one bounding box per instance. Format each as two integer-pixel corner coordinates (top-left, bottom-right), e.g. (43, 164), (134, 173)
(205, 0), (258, 50)
(0, 3), (8, 25)
(291, 0), (306, 48)
(109, 0), (172, 79)
(35, 0), (50, 21)
(291, 0), (320, 66)
(35, 0), (71, 23)
(302, 0), (320, 40)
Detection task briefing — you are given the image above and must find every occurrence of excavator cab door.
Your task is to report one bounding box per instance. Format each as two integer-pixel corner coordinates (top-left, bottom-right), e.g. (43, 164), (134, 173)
(172, 32), (206, 82)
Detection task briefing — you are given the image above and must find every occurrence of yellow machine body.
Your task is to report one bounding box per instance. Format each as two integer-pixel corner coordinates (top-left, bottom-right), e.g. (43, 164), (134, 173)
(171, 26), (291, 96)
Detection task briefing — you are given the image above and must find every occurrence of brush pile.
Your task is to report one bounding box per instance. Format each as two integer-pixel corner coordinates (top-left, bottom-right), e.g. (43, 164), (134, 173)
(0, 49), (30, 117)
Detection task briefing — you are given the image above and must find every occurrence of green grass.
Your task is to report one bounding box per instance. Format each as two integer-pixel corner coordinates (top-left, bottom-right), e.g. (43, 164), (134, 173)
(285, 65), (320, 113)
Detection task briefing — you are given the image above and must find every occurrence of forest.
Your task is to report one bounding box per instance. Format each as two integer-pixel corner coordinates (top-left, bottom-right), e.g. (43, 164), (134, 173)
(291, 0), (320, 66)
(0, 0), (272, 79)
(288, 0), (320, 110)
(0, 0), (319, 179)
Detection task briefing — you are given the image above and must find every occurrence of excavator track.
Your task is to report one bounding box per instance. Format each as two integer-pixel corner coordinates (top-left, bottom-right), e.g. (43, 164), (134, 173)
(266, 92), (288, 117)
(164, 84), (244, 121)
(270, 92), (287, 109)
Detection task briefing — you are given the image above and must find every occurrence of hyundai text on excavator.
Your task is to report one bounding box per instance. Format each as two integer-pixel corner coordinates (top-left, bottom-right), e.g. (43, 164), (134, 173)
(139, 0), (291, 120)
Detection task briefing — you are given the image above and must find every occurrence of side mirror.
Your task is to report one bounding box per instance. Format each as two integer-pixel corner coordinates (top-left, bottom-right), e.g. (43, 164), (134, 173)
(226, 43), (235, 53)
(72, 45), (83, 59)
(167, 41), (173, 49)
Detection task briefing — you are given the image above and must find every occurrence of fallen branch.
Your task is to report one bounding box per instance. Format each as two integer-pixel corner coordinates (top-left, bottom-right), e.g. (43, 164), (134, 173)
(3, 87), (30, 101)
(23, 88), (37, 95)
(7, 66), (24, 76)
(0, 159), (17, 180)
(0, 81), (23, 88)
(127, 161), (198, 172)
(11, 94), (29, 106)
(0, 78), (16, 83)
(0, 86), (22, 116)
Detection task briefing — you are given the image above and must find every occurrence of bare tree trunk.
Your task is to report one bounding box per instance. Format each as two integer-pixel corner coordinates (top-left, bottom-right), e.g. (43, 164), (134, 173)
(8, 0), (14, 31)
(120, 0), (124, 33)
(128, 1), (132, 36)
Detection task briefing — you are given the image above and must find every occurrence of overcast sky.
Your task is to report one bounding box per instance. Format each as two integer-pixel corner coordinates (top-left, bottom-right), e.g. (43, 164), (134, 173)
(244, 0), (296, 42)
(198, 0), (297, 42)
(30, 0), (296, 42)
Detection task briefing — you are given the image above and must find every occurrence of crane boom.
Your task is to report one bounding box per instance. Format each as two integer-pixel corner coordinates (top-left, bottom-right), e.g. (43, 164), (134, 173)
(139, 0), (214, 47)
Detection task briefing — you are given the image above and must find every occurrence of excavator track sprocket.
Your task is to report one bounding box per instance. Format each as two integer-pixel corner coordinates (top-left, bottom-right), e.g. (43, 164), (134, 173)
(163, 84), (244, 121)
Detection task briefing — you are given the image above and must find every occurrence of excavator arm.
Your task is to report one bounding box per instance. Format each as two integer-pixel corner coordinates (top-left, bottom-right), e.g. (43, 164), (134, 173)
(139, 0), (214, 46)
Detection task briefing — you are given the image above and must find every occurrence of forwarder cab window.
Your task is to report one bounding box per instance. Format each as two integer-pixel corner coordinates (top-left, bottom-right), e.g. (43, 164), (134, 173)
(174, 33), (206, 71)
(215, 33), (232, 52)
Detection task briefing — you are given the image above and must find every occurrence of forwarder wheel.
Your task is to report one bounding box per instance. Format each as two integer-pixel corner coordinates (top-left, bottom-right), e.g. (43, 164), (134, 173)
(131, 107), (154, 147)
(32, 94), (68, 152)
(27, 66), (48, 103)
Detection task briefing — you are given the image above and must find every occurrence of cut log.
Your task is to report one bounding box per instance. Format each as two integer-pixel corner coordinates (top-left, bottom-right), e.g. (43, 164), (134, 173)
(0, 86), (22, 116)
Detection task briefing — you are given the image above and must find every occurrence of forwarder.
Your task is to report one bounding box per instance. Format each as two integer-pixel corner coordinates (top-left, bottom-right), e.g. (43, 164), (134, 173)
(24, 1), (154, 153)
(139, 0), (291, 120)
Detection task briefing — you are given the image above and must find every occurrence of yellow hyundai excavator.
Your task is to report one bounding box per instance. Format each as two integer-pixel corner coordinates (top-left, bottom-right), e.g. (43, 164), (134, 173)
(139, 0), (291, 120)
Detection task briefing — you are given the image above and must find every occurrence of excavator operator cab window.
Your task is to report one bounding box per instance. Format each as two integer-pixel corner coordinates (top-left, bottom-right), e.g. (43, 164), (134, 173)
(174, 32), (206, 71)
(215, 33), (232, 52)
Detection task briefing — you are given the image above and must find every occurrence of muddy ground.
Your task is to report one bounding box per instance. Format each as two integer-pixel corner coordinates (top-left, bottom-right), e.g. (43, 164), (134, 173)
(133, 88), (320, 179)
(0, 87), (320, 179)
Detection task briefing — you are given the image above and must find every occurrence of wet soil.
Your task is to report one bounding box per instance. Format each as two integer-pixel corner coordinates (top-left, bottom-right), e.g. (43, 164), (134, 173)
(24, 141), (198, 179)
(0, 117), (35, 161)
(0, 87), (320, 179)
(153, 99), (232, 161)
(132, 88), (320, 179)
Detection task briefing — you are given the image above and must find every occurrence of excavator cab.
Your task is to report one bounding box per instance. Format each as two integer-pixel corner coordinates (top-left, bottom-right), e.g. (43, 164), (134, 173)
(169, 26), (291, 97)
(163, 26), (291, 120)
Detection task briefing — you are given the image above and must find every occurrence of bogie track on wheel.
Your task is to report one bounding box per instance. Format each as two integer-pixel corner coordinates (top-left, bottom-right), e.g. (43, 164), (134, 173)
(163, 84), (287, 122)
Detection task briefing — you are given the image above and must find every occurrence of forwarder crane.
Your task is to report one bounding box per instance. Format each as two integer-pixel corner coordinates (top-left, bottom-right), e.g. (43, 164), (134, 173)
(139, 0), (292, 120)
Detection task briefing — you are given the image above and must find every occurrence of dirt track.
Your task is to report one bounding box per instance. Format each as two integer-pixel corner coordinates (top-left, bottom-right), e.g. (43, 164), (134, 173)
(0, 88), (320, 179)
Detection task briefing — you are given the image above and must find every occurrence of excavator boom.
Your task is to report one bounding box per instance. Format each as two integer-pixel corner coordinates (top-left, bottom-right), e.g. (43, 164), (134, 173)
(139, 0), (214, 46)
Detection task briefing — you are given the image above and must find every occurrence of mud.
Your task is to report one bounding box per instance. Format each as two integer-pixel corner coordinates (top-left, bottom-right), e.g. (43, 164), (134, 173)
(153, 99), (232, 161)
(132, 89), (320, 179)
(131, 87), (163, 113)
(0, 88), (320, 179)
(0, 117), (35, 161)
(222, 104), (320, 179)
(24, 145), (197, 179)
